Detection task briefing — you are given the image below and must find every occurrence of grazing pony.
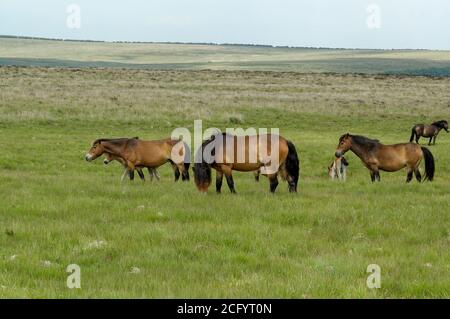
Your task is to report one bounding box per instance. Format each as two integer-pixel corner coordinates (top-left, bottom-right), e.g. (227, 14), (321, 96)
(193, 133), (299, 193)
(410, 120), (448, 145)
(328, 156), (349, 181)
(335, 133), (434, 183)
(85, 137), (190, 181)
(103, 152), (160, 182)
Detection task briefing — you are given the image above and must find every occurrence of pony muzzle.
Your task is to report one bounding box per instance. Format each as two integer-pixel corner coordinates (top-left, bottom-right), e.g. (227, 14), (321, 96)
(85, 154), (94, 162)
(335, 151), (343, 158)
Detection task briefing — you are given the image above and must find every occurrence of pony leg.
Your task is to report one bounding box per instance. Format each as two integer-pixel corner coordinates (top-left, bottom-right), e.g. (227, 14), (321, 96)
(149, 169), (154, 181)
(128, 169), (135, 181)
(177, 163), (189, 182)
(216, 171), (223, 193)
(137, 168), (145, 181)
(416, 136), (420, 144)
(254, 170), (260, 182)
(170, 162), (181, 182)
(120, 169), (128, 182)
(406, 168), (413, 183)
(221, 166), (236, 194)
(337, 164), (343, 181)
(428, 137), (432, 145)
(369, 164), (380, 182)
(414, 167), (422, 182)
(433, 136), (437, 145)
(127, 162), (136, 181)
(370, 171), (376, 182)
(150, 168), (160, 181)
(225, 174), (236, 193)
(268, 173), (279, 193)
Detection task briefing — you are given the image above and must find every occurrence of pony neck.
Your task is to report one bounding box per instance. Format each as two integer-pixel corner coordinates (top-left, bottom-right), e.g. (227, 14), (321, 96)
(349, 137), (371, 160)
(101, 140), (126, 156)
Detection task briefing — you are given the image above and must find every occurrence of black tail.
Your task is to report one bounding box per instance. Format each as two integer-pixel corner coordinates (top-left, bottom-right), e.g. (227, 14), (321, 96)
(421, 147), (435, 181)
(285, 140), (300, 192)
(410, 127), (416, 142)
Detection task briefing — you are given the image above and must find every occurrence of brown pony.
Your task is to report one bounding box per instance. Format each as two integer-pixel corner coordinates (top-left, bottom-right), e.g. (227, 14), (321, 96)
(335, 133), (434, 182)
(85, 137), (190, 181)
(410, 120), (448, 145)
(193, 133), (299, 193)
(103, 152), (160, 182)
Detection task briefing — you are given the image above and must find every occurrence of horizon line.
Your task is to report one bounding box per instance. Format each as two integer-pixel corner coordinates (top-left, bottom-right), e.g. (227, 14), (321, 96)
(1, 34), (448, 52)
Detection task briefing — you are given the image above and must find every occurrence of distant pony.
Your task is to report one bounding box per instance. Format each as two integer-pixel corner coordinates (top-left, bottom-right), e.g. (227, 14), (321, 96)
(410, 120), (448, 145)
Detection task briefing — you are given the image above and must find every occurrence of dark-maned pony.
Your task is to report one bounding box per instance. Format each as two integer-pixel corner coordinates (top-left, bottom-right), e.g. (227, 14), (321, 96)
(336, 133), (434, 182)
(85, 137), (190, 181)
(410, 120), (448, 145)
(193, 133), (299, 193)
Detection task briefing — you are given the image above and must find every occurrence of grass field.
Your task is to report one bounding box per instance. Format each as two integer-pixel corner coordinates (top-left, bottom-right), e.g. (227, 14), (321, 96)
(1, 64), (450, 298)
(2, 37), (450, 76)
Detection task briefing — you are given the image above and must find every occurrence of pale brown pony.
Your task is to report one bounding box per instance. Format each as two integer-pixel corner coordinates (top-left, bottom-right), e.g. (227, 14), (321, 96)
(193, 133), (299, 193)
(85, 137), (190, 181)
(335, 134), (434, 183)
(410, 120), (448, 145)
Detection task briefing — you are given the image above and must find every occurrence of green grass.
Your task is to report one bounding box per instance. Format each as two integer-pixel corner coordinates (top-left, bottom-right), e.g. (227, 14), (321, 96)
(0, 66), (449, 298)
(1, 37), (450, 76)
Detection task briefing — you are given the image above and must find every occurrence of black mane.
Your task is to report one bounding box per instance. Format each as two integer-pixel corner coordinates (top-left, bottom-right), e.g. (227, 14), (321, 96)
(350, 135), (380, 151)
(432, 120), (448, 128)
(93, 137), (139, 146)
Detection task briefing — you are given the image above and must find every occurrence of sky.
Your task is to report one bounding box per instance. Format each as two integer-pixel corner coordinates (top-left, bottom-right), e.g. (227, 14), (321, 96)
(1, 0), (449, 50)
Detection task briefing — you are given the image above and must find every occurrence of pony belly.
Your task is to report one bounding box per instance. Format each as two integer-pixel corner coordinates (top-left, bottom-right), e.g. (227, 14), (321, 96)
(231, 163), (261, 172)
(378, 163), (406, 172)
(136, 158), (167, 168)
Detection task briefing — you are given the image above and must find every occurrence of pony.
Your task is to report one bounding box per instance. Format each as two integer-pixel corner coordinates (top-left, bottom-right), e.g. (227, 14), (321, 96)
(328, 156), (349, 181)
(193, 133), (299, 193)
(85, 137), (190, 181)
(335, 133), (434, 183)
(410, 120), (448, 145)
(103, 152), (160, 182)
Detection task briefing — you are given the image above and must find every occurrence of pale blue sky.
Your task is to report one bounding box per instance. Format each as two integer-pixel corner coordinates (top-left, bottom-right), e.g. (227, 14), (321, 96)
(1, 0), (449, 49)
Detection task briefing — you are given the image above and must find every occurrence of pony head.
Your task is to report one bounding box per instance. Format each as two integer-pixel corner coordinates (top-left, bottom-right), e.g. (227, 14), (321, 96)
(335, 133), (352, 157)
(193, 135), (218, 192)
(440, 120), (448, 132)
(85, 139), (107, 162)
(193, 163), (212, 193)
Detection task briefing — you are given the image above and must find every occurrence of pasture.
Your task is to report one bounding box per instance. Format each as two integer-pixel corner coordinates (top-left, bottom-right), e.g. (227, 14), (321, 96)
(2, 37), (450, 76)
(0, 65), (450, 298)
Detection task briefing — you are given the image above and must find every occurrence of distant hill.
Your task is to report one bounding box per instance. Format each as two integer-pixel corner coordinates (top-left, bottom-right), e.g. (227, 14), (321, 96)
(1, 36), (450, 76)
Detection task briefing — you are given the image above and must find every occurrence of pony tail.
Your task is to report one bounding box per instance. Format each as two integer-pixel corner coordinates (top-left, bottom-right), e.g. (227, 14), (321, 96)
(421, 147), (435, 181)
(410, 127), (416, 142)
(285, 140), (300, 192)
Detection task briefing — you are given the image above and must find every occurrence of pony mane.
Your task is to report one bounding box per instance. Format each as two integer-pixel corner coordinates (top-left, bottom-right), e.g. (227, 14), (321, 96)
(350, 135), (380, 151)
(92, 137), (139, 146)
(432, 120), (448, 128)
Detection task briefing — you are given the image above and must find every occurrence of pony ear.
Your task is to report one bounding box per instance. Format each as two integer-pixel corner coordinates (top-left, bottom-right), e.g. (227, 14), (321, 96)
(345, 133), (350, 138)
